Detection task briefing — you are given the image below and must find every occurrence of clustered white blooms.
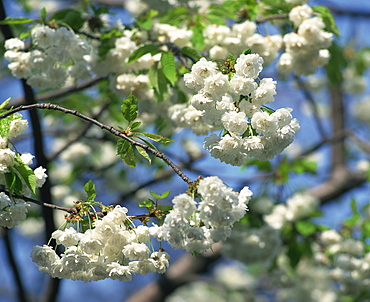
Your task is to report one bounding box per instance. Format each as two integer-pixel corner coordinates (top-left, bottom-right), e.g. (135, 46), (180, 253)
(263, 191), (318, 229)
(222, 224), (281, 264)
(156, 176), (253, 252)
(31, 205), (170, 282)
(4, 25), (92, 90)
(170, 53), (300, 166)
(278, 4), (333, 75)
(0, 113), (48, 228)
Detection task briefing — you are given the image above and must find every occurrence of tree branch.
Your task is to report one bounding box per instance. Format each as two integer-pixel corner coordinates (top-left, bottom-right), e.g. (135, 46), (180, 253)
(0, 103), (194, 186)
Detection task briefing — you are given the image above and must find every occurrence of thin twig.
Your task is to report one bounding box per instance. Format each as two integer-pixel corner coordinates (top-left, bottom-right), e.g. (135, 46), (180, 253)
(0, 103), (194, 185)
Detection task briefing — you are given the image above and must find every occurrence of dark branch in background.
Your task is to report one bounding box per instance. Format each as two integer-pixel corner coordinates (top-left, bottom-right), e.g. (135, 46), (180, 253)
(1, 228), (29, 302)
(294, 75), (328, 139)
(9, 76), (105, 107)
(48, 100), (110, 161)
(256, 13), (289, 24)
(0, 103), (194, 186)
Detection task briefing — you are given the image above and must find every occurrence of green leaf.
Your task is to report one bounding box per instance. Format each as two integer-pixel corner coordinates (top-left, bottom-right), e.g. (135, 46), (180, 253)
(148, 64), (168, 102)
(326, 42), (346, 85)
(190, 24), (205, 51)
(154, 190), (170, 199)
(150, 191), (162, 200)
(40, 7), (47, 22)
(130, 121), (142, 131)
(135, 146), (151, 164)
(139, 199), (155, 207)
(158, 205), (173, 212)
(295, 220), (317, 236)
(138, 137), (157, 151)
(127, 44), (160, 64)
(343, 213), (361, 228)
(136, 9), (158, 30)
(84, 180), (96, 202)
(161, 51), (177, 86)
(0, 17), (35, 25)
(5, 167), (23, 196)
(121, 92), (138, 123)
(159, 7), (189, 25)
(313, 6), (340, 36)
(14, 162), (37, 195)
(0, 98), (11, 110)
(242, 49), (252, 55)
(181, 47), (202, 61)
(141, 132), (173, 143)
(51, 8), (84, 30)
(117, 139), (136, 167)
(291, 158), (317, 175)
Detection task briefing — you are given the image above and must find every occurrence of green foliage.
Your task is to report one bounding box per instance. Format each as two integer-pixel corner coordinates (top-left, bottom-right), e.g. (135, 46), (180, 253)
(135, 146), (151, 164)
(141, 132), (173, 144)
(121, 93), (138, 123)
(180, 46), (202, 61)
(127, 44), (161, 64)
(312, 6), (340, 36)
(84, 180), (97, 202)
(326, 42), (347, 85)
(0, 17), (36, 25)
(13, 158), (37, 195)
(149, 63), (168, 102)
(117, 139), (136, 167)
(150, 190), (170, 199)
(159, 7), (190, 26)
(161, 51), (177, 86)
(51, 8), (85, 30)
(295, 219), (317, 236)
(190, 23), (205, 51)
(260, 0), (293, 15)
(139, 199), (155, 207)
(97, 28), (123, 58)
(136, 9), (159, 30)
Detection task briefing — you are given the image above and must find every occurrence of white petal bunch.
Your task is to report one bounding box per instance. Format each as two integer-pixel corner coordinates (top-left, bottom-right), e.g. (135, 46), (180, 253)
(0, 113), (48, 228)
(4, 25), (92, 90)
(222, 224), (281, 264)
(158, 176), (253, 253)
(169, 53), (300, 166)
(31, 205), (170, 282)
(278, 4), (333, 76)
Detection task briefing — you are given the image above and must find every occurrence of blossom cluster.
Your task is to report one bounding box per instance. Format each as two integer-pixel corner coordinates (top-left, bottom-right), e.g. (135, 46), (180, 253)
(4, 24), (92, 90)
(31, 205), (170, 282)
(0, 113), (48, 228)
(158, 176), (253, 252)
(277, 4), (333, 76)
(263, 191), (319, 229)
(170, 53), (300, 166)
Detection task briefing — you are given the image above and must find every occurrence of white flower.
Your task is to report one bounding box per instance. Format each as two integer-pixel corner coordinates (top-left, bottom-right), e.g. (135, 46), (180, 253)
(251, 111), (278, 135)
(123, 242), (150, 260)
(34, 166), (48, 188)
(252, 78), (276, 105)
(5, 38), (25, 51)
(229, 75), (257, 95)
(289, 4), (313, 27)
(285, 192), (318, 221)
(238, 187), (253, 206)
(189, 58), (218, 87)
(8, 118), (28, 138)
(203, 73), (229, 98)
(78, 229), (105, 254)
(31, 244), (60, 268)
(134, 225), (150, 243)
(31, 24), (56, 48)
(264, 204), (287, 229)
(221, 111), (249, 135)
(209, 45), (228, 59)
(190, 92), (215, 111)
(234, 54), (264, 79)
(151, 251), (170, 274)
(106, 262), (132, 281)
(52, 227), (83, 247)
(0, 192), (11, 209)
(0, 148), (15, 172)
(20, 153), (34, 165)
(172, 194), (197, 217)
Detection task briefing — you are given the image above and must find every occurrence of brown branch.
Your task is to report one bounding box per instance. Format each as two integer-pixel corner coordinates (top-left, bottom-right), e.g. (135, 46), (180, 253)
(0, 103), (194, 186)
(9, 76), (105, 107)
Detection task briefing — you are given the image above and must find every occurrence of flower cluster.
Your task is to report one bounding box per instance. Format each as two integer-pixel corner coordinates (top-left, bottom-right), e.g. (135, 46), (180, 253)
(264, 191), (319, 229)
(170, 53), (300, 166)
(0, 113), (48, 228)
(278, 4), (333, 75)
(222, 224), (281, 264)
(31, 205), (170, 282)
(157, 176), (253, 252)
(4, 24), (92, 90)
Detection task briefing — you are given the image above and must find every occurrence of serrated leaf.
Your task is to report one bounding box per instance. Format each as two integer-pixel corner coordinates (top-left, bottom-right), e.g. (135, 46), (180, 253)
(190, 24), (205, 51)
(150, 190), (162, 199)
(149, 64), (168, 102)
(138, 137), (157, 151)
(40, 7), (47, 22)
(84, 180), (96, 202)
(135, 146), (151, 164)
(181, 47), (202, 61)
(141, 132), (173, 143)
(161, 51), (177, 86)
(130, 121), (142, 131)
(121, 93), (138, 123)
(0, 17), (35, 25)
(5, 167), (23, 196)
(139, 199), (155, 207)
(313, 6), (340, 36)
(136, 9), (158, 30)
(117, 139), (138, 167)
(127, 44), (160, 64)
(14, 162), (37, 195)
